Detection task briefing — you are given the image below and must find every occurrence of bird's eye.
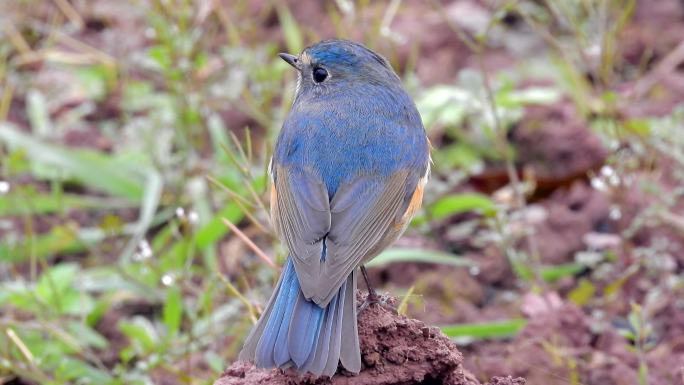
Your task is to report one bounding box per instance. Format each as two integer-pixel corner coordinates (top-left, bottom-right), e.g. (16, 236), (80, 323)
(312, 67), (328, 83)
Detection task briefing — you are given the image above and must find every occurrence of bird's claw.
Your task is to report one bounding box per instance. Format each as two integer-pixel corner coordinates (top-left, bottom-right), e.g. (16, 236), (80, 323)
(357, 291), (396, 314)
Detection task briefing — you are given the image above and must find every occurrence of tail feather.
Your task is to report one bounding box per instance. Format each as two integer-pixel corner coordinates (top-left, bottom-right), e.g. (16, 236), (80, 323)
(239, 258), (360, 377)
(339, 271), (361, 373)
(322, 275), (347, 375)
(273, 268), (300, 366)
(287, 290), (324, 366)
(301, 281), (340, 374)
(254, 261), (297, 368)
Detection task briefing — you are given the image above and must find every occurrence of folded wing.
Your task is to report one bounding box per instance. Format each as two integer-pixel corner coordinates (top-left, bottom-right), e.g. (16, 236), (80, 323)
(272, 165), (420, 307)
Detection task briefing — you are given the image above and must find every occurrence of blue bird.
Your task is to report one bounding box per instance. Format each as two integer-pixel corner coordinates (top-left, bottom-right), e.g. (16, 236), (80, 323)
(239, 39), (430, 377)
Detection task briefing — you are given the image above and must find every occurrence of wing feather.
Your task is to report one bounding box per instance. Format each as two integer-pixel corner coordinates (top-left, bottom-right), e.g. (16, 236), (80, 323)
(272, 164), (422, 307)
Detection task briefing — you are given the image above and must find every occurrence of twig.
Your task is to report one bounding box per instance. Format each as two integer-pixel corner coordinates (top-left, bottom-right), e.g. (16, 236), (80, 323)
(222, 218), (277, 270)
(5, 328), (35, 364)
(221, 134), (271, 219)
(3, 22), (33, 54)
(52, 0), (84, 29)
(54, 31), (116, 67)
(633, 40), (684, 98)
(216, 273), (259, 325)
(206, 175), (271, 235)
(657, 211), (684, 237)
(0, 82), (14, 122)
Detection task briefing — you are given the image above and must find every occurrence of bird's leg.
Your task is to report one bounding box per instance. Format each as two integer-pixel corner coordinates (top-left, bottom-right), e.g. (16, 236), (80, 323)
(361, 265), (379, 303)
(358, 265), (395, 313)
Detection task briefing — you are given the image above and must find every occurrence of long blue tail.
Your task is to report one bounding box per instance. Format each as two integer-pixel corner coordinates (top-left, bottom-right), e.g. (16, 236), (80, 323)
(239, 258), (360, 377)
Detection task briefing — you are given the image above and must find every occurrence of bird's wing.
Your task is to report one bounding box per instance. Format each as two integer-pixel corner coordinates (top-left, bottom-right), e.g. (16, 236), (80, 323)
(271, 166), (331, 276)
(272, 164), (424, 307)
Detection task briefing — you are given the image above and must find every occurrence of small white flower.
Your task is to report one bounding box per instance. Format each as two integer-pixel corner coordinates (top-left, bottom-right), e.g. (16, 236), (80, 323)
(600, 165), (615, 178)
(609, 206), (622, 220)
(161, 273), (175, 286)
(139, 239), (153, 259)
(187, 210), (199, 224)
(175, 207), (186, 218)
(590, 177), (607, 192)
(0, 181), (10, 194)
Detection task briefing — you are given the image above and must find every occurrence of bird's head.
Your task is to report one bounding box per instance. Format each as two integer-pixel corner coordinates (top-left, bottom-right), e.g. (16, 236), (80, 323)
(279, 39), (400, 97)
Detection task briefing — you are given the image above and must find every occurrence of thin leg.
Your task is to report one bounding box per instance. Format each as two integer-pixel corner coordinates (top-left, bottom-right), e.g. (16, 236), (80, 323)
(360, 265), (378, 302)
(358, 265), (396, 313)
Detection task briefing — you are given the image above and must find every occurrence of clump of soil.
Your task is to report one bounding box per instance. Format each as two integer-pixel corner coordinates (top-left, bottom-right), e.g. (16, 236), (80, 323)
(532, 181), (612, 264)
(214, 293), (525, 385)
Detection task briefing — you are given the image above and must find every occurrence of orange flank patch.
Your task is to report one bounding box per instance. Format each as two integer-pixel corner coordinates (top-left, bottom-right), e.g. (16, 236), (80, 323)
(270, 184), (277, 205)
(395, 179), (425, 229)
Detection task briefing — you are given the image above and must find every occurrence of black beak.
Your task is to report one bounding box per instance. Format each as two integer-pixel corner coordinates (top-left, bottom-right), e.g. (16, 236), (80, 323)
(278, 53), (299, 69)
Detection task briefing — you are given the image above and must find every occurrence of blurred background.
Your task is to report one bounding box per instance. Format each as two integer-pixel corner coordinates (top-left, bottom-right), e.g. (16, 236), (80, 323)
(1, 0), (684, 384)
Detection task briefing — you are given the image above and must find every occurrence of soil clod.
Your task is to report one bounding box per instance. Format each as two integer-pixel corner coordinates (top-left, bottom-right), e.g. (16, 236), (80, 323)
(214, 293), (524, 385)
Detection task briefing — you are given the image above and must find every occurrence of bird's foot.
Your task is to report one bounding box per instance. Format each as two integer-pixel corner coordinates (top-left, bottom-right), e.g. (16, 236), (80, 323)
(358, 290), (396, 314)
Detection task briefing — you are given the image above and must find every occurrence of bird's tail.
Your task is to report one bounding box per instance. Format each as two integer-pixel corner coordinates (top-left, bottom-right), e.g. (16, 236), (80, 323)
(239, 258), (360, 377)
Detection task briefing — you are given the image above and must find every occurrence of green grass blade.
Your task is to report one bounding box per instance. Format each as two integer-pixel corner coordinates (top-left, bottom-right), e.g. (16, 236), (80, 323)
(276, 4), (303, 54)
(0, 192), (134, 216)
(367, 248), (473, 268)
(0, 123), (145, 200)
(540, 263), (586, 282)
(0, 227), (94, 262)
(0, 225), (140, 262)
(515, 262), (586, 283)
(441, 319), (527, 340)
(116, 168), (163, 260)
(429, 193), (497, 219)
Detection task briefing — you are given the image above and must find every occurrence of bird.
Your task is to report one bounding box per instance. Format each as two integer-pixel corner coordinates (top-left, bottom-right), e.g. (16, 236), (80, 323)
(239, 39), (430, 377)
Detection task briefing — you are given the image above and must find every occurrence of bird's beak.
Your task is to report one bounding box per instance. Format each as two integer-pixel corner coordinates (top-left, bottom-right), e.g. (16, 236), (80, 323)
(278, 53), (300, 70)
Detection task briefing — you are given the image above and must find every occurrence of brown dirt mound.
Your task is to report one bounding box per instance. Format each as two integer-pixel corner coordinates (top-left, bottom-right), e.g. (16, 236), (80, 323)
(214, 293), (524, 385)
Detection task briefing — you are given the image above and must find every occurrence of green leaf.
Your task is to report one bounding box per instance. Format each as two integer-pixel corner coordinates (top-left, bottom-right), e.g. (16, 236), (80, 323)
(78, 266), (148, 294)
(74, 64), (116, 101)
(496, 87), (561, 107)
(624, 119), (651, 136)
(55, 357), (113, 384)
(515, 262), (585, 283)
(0, 225), (109, 262)
(0, 192), (134, 216)
(60, 290), (95, 315)
(567, 279), (596, 306)
(26, 89), (52, 136)
(148, 45), (173, 71)
(441, 319), (527, 340)
(430, 193), (496, 219)
(539, 263), (585, 282)
(0, 124), (145, 200)
(433, 143), (482, 169)
(67, 321), (109, 350)
(36, 263), (79, 303)
(367, 248), (473, 268)
(163, 286), (183, 336)
(119, 317), (158, 353)
(195, 202), (244, 248)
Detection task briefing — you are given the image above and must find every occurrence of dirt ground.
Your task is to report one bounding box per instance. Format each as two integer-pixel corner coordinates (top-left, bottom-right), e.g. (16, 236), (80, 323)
(367, 1), (684, 384)
(2, 0), (684, 384)
(215, 293), (524, 385)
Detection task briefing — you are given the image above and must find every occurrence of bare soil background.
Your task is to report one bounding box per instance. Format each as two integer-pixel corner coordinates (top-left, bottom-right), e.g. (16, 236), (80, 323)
(1, 0), (684, 384)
